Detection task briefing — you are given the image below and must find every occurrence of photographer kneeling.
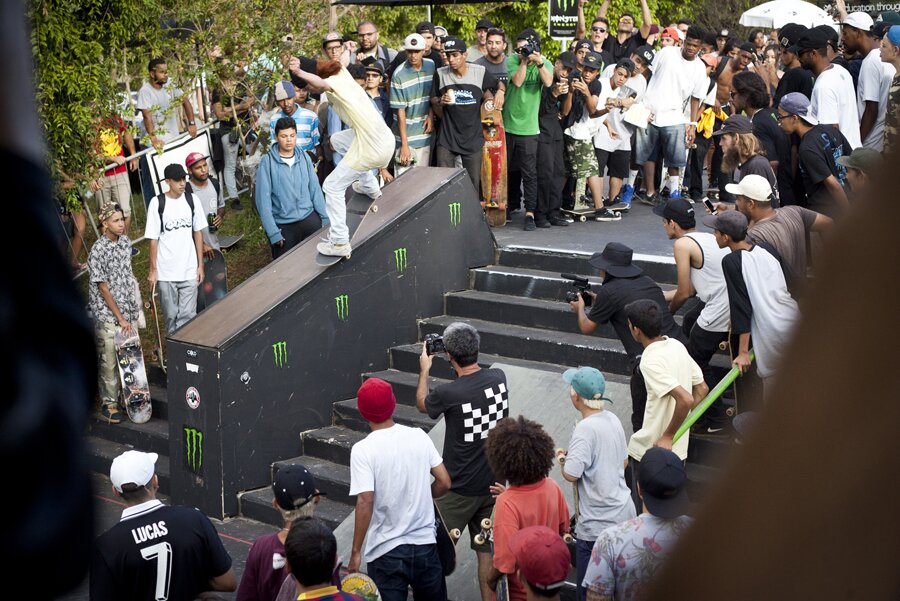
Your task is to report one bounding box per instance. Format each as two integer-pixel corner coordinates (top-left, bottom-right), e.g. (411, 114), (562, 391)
(416, 322), (508, 601)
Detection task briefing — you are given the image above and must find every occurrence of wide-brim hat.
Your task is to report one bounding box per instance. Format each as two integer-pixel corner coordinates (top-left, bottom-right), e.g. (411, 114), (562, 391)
(588, 242), (642, 277)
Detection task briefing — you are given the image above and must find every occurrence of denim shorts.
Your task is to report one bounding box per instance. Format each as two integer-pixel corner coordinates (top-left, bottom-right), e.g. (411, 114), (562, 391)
(635, 123), (687, 167)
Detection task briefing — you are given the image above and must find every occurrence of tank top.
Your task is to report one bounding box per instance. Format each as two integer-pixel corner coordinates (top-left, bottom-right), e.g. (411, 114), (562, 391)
(685, 232), (731, 333)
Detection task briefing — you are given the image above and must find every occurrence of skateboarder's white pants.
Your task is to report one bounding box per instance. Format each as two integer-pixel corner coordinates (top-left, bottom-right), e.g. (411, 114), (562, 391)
(95, 321), (119, 405)
(323, 129), (380, 244)
(158, 280), (198, 334)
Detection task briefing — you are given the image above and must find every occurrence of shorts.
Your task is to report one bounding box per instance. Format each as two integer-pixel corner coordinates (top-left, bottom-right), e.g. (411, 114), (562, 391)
(96, 171), (133, 217)
(594, 148), (630, 179)
(564, 136), (599, 179)
(635, 123), (687, 168)
(435, 491), (495, 552)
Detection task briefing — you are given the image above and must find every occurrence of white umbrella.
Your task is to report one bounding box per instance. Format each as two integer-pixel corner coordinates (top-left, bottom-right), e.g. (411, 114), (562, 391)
(739, 0), (834, 29)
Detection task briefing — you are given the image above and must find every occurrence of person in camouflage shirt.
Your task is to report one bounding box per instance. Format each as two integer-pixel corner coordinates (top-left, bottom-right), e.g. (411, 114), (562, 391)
(88, 203), (140, 424)
(880, 26), (900, 154)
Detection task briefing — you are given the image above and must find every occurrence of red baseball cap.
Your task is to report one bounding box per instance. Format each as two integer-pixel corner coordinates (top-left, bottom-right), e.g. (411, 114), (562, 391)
(185, 152), (208, 168)
(509, 526), (571, 593)
(660, 26), (680, 40)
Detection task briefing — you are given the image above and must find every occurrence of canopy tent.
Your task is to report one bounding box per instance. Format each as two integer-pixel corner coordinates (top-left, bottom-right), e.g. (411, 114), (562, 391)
(739, 0), (834, 29)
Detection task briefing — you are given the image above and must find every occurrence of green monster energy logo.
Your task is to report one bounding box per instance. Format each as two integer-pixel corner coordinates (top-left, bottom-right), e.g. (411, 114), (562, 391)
(184, 427), (203, 473)
(557, 0), (574, 11)
(273, 341), (288, 368)
(335, 294), (349, 322)
(394, 247), (408, 272)
(449, 202), (461, 228)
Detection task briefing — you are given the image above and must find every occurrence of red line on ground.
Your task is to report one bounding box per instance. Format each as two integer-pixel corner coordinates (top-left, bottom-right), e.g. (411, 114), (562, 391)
(218, 533), (254, 546)
(96, 494), (127, 507)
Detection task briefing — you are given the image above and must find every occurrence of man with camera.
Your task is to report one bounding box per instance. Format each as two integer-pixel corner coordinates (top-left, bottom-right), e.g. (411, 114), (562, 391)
(504, 28), (554, 230)
(415, 322), (508, 601)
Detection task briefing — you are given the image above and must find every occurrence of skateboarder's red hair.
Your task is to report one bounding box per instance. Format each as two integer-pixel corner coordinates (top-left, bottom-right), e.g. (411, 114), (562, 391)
(316, 59), (342, 79)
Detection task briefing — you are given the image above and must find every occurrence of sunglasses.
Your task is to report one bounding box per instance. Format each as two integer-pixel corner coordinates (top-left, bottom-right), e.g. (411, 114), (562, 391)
(592, 26), (608, 33)
(774, 112), (792, 122)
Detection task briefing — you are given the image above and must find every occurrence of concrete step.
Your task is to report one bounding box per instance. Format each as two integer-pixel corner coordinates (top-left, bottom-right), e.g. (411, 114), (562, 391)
(86, 435), (171, 493)
(87, 414), (169, 456)
(472, 265), (605, 302)
(389, 343), (569, 381)
(497, 246), (678, 285)
(149, 384), (169, 420)
(334, 398), (438, 433)
(361, 369), (450, 407)
(301, 426), (365, 467)
(238, 486), (354, 531)
(273, 456), (354, 505)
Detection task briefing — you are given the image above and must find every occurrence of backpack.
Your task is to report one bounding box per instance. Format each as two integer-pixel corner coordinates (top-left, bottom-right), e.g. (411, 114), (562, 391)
(156, 190), (196, 235)
(186, 175), (220, 197)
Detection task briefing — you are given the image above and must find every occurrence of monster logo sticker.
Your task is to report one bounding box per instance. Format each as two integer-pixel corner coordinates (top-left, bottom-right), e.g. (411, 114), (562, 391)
(335, 294), (349, 322)
(449, 202), (462, 228)
(184, 426), (203, 473)
(273, 341), (288, 368)
(557, 0), (573, 11)
(185, 386), (200, 410)
(394, 247), (408, 273)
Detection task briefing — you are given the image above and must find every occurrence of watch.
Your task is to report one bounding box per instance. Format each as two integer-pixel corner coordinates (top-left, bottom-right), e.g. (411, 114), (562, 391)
(188, 120), (196, 126)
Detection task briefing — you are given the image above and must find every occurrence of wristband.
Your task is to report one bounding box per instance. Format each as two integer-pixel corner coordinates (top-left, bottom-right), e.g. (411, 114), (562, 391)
(688, 122), (698, 127)
(188, 120), (196, 126)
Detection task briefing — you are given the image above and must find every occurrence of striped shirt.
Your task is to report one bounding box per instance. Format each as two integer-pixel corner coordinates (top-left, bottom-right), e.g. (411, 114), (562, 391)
(390, 58), (435, 149)
(269, 107), (320, 151)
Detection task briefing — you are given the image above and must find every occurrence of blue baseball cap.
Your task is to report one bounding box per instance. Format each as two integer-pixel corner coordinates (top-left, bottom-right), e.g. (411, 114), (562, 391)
(779, 92), (817, 125)
(563, 367), (612, 407)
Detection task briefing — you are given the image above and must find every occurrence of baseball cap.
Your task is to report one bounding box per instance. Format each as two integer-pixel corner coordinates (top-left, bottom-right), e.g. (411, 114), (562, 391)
(110, 450), (158, 493)
(652, 197), (696, 228)
(661, 26), (679, 40)
(404, 33), (427, 51)
(364, 60), (385, 76)
(581, 51), (603, 70)
(700, 53), (718, 68)
(837, 147), (885, 173)
(779, 23), (808, 51)
(725, 174), (775, 202)
(476, 18), (494, 31)
(712, 114), (754, 136)
(718, 28), (730, 37)
(415, 21), (435, 36)
(843, 11), (874, 31)
(434, 25), (448, 39)
(637, 447), (690, 519)
(648, 24), (660, 35)
(779, 91), (817, 125)
(163, 163), (188, 180)
(795, 28), (829, 51)
(873, 21), (892, 38)
(98, 202), (122, 224)
(702, 210), (749, 238)
(185, 151), (208, 169)
(563, 367), (611, 408)
(357, 378), (396, 423)
(634, 45), (655, 65)
(272, 464), (323, 511)
(558, 51), (578, 70)
(517, 27), (541, 44)
(274, 80), (296, 101)
(509, 526), (571, 593)
(574, 39), (593, 52)
(322, 31), (344, 48)
(442, 36), (467, 53)
(881, 10), (900, 25)
(888, 24), (900, 46)
(738, 42), (755, 53)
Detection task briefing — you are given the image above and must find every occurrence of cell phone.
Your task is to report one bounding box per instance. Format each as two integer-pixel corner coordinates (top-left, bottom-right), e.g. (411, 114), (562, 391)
(703, 198), (716, 213)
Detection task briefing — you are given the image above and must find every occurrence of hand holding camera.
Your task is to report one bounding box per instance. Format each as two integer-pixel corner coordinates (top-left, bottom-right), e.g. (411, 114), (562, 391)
(423, 333), (446, 356)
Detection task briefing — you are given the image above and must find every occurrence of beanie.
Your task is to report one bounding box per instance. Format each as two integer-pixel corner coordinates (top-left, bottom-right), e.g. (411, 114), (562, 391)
(357, 378), (396, 423)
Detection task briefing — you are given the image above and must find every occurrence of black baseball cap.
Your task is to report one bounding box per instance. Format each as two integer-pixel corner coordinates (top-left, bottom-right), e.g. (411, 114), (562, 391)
(476, 18), (494, 31)
(581, 51), (603, 70)
(442, 36), (467, 53)
(712, 114), (754, 136)
(517, 27), (541, 44)
(779, 23), (808, 52)
(558, 51), (578, 70)
(163, 163), (188, 180)
(416, 21), (435, 35)
(272, 464), (323, 511)
(634, 45), (655, 65)
(638, 448), (690, 519)
(652, 197), (696, 229)
(795, 28), (829, 52)
(574, 38), (593, 52)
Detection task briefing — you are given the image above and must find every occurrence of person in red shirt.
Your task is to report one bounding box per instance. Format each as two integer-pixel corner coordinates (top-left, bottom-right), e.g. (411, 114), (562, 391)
(94, 115), (137, 232)
(485, 416), (570, 601)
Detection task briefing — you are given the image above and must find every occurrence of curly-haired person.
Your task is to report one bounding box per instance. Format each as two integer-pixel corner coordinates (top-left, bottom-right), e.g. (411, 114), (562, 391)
(485, 416), (570, 601)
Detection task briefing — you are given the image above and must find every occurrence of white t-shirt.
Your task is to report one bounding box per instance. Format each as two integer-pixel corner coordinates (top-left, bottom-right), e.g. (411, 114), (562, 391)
(144, 193), (207, 282)
(810, 64), (861, 149)
(349, 424), (443, 562)
(630, 337), (704, 461)
(857, 48), (896, 151)
(593, 78), (635, 152)
(642, 47), (708, 127)
(136, 82), (185, 143)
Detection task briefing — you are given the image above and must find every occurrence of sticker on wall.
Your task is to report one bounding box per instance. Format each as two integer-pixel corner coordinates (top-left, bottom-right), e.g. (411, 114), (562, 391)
(185, 386), (200, 410)
(186, 363), (199, 373)
(335, 294), (349, 322)
(184, 426), (203, 473)
(186, 349), (197, 357)
(394, 247), (408, 273)
(240, 371), (251, 385)
(273, 341), (288, 368)
(449, 202), (461, 228)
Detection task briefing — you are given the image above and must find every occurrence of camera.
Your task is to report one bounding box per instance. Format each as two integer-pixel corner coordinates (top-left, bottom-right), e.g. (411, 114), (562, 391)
(562, 273), (593, 307)
(518, 41), (540, 57)
(424, 333), (446, 356)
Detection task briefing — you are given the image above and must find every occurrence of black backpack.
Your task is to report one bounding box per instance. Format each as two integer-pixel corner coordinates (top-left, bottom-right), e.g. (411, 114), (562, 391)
(185, 175), (220, 197)
(156, 190), (196, 235)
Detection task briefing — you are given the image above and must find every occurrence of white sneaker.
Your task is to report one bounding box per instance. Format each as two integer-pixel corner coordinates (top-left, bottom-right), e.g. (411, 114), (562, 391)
(317, 239), (352, 257)
(352, 181), (382, 200)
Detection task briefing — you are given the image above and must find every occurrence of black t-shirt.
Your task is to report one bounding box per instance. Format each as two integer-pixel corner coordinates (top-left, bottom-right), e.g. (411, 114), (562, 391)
(91, 502), (233, 601)
(603, 32), (647, 63)
(587, 274), (685, 360)
(425, 368), (508, 496)
(751, 108), (794, 205)
(289, 55), (322, 101)
(563, 75), (603, 128)
(538, 77), (565, 142)
(432, 63), (499, 155)
(736, 154), (779, 206)
(773, 67), (814, 107)
(798, 124), (849, 218)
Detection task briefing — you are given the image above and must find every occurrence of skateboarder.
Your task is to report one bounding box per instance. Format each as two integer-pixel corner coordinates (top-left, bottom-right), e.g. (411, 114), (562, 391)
(88, 203), (141, 424)
(348, 378), (451, 601)
(288, 58), (394, 258)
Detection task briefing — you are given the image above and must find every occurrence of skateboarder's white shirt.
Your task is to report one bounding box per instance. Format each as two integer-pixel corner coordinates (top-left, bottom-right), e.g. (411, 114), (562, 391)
(144, 192), (207, 281)
(349, 423), (443, 562)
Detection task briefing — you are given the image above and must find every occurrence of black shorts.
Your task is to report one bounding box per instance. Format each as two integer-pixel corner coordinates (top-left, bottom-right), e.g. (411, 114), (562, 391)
(594, 148), (630, 179)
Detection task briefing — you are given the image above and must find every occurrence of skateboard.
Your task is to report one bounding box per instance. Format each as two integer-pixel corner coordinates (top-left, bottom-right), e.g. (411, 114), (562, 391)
(340, 572), (380, 600)
(557, 448), (580, 565)
(561, 203), (596, 223)
(315, 191), (378, 267)
(480, 100), (507, 228)
(198, 249), (228, 312)
(433, 501), (461, 576)
(218, 233), (244, 250)
(473, 513), (509, 601)
(148, 283), (166, 374)
(114, 327), (152, 424)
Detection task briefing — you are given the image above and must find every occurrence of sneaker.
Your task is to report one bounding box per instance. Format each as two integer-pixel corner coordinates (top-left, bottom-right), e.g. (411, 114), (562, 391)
(316, 239), (353, 257)
(639, 191), (659, 207)
(524, 215), (536, 231)
(608, 201), (631, 212)
(534, 219), (551, 228)
(100, 404), (123, 424)
(352, 181), (383, 200)
(230, 199), (244, 210)
(131, 246), (140, 257)
(593, 208), (622, 222)
(561, 214), (575, 223)
(669, 189), (683, 200)
(620, 184), (635, 205)
(549, 216), (570, 226)
(661, 186), (670, 198)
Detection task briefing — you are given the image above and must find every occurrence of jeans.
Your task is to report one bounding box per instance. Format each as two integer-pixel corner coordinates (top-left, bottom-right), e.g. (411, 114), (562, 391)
(139, 153), (155, 209)
(575, 538), (596, 601)
(367, 543), (447, 601)
(157, 279), (198, 334)
(506, 133), (539, 213)
(322, 129), (380, 244)
(636, 123), (687, 167)
(221, 129), (240, 200)
(435, 145), (483, 194)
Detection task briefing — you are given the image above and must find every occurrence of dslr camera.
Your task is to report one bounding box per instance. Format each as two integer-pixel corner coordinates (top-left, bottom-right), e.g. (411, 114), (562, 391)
(518, 40), (540, 57)
(562, 273), (593, 307)
(424, 333), (446, 356)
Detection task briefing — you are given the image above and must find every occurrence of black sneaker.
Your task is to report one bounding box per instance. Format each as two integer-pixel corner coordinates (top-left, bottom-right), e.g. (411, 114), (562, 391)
(549, 216), (569, 226)
(524, 215), (536, 231)
(639, 191), (659, 207)
(593, 208), (622, 222)
(534, 219), (551, 228)
(230, 199), (244, 211)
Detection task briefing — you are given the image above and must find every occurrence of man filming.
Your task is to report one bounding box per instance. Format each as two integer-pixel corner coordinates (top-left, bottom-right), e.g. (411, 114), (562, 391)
(416, 322), (508, 601)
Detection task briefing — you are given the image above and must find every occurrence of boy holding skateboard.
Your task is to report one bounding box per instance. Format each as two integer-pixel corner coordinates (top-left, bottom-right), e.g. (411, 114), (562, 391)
(88, 203), (140, 424)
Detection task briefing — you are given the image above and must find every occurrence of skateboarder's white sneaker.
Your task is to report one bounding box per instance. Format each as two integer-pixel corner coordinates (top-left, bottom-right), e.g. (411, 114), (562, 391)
(317, 239), (353, 257)
(352, 181), (382, 200)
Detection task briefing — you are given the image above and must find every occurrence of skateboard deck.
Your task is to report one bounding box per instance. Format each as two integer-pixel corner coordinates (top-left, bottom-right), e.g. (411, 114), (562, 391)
(561, 207), (596, 222)
(315, 192), (378, 267)
(198, 249), (228, 312)
(473, 514), (509, 601)
(433, 501), (461, 576)
(218, 233), (244, 250)
(340, 572), (380, 600)
(480, 100), (507, 228)
(114, 328), (151, 424)
(149, 283), (166, 374)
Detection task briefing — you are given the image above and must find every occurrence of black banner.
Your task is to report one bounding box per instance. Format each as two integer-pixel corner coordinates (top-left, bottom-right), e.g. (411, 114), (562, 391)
(549, 0), (579, 40)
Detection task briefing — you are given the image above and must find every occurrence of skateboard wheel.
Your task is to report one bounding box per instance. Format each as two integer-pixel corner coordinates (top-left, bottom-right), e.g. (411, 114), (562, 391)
(718, 341), (728, 350)
(450, 528), (461, 540)
(563, 533), (574, 543)
(474, 534), (486, 545)
(726, 407), (736, 417)
(481, 518), (492, 529)
(578, 215), (587, 222)
(370, 205), (378, 213)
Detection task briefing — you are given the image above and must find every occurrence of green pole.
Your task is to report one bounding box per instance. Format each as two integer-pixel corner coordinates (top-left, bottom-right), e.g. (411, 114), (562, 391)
(672, 350), (755, 444)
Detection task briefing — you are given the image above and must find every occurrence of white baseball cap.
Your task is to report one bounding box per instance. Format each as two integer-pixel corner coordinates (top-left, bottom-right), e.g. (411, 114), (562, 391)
(725, 174), (774, 202)
(843, 11), (874, 31)
(110, 450), (158, 492)
(404, 33), (427, 51)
